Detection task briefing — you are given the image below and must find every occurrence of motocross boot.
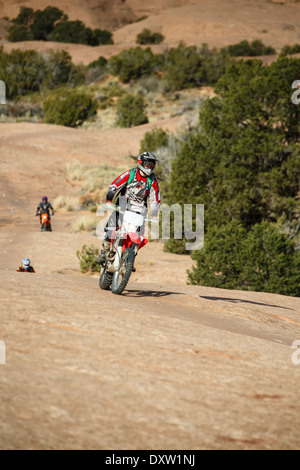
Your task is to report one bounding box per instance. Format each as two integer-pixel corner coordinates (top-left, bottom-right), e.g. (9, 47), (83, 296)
(95, 240), (111, 265)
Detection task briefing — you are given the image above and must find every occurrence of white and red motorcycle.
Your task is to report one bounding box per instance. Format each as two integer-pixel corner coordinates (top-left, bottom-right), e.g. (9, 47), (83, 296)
(99, 203), (151, 295)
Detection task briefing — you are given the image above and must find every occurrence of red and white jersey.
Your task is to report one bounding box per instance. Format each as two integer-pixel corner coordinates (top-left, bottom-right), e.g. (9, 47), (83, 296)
(106, 168), (161, 216)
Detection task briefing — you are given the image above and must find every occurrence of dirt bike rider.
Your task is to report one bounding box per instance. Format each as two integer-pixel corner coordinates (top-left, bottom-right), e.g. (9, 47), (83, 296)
(16, 258), (35, 273)
(95, 151), (161, 266)
(36, 196), (54, 225)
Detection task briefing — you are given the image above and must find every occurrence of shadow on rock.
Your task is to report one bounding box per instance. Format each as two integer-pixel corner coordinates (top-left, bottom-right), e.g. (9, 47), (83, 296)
(200, 295), (294, 310)
(125, 289), (184, 298)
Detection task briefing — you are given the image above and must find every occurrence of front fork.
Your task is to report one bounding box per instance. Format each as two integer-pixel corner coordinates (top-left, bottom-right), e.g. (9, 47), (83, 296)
(113, 242), (123, 273)
(113, 236), (138, 273)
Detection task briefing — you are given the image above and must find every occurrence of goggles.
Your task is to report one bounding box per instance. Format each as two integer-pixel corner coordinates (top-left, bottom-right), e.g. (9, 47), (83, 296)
(142, 160), (155, 169)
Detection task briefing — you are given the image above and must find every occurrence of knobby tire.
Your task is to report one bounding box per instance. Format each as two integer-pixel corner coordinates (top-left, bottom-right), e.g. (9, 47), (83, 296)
(99, 268), (113, 290)
(111, 247), (135, 295)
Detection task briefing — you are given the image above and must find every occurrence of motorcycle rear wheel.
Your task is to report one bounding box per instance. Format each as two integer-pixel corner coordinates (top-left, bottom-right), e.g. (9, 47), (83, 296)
(111, 247), (135, 295)
(99, 268), (113, 290)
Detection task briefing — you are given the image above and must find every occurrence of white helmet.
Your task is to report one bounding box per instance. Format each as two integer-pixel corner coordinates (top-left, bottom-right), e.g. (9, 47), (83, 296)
(22, 258), (31, 269)
(137, 151), (158, 177)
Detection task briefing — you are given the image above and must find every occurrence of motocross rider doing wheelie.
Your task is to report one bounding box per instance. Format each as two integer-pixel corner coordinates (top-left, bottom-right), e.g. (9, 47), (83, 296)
(36, 196), (54, 230)
(95, 151), (161, 266)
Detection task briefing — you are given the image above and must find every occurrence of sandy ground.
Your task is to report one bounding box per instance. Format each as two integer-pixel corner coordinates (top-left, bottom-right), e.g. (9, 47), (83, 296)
(0, 120), (300, 450)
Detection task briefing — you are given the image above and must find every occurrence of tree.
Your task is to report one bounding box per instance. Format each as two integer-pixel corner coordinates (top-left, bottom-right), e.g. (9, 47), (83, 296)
(11, 7), (34, 28)
(116, 94), (148, 127)
(8, 24), (32, 41)
(8, 6), (66, 41)
(163, 43), (203, 90)
(139, 128), (169, 153)
(224, 39), (276, 57)
(188, 221), (300, 296)
(49, 20), (113, 46)
(0, 48), (84, 99)
(49, 20), (88, 44)
(92, 29), (113, 46)
(88, 56), (108, 69)
(185, 57), (300, 228)
(31, 7), (66, 40)
(164, 56), (300, 295)
(7, 6), (113, 46)
(109, 47), (162, 83)
(41, 50), (84, 89)
(136, 28), (164, 45)
(280, 44), (300, 56)
(44, 92), (97, 128)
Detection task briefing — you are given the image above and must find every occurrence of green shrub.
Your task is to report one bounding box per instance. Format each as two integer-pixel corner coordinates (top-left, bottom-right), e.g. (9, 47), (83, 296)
(11, 6), (34, 27)
(136, 28), (164, 45)
(88, 56), (108, 69)
(31, 6), (66, 40)
(116, 93), (148, 127)
(8, 24), (32, 41)
(0, 49), (45, 98)
(165, 57), (300, 232)
(108, 47), (163, 83)
(0, 48), (84, 99)
(163, 56), (300, 295)
(8, 6), (65, 41)
(92, 29), (113, 46)
(44, 92), (97, 127)
(108, 43), (230, 89)
(49, 20), (113, 46)
(8, 6), (113, 46)
(224, 39), (276, 57)
(163, 43), (203, 90)
(197, 43), (231, 85)
(139, 128), (169, 153)
(188, 221), (300, 296)
(76, 244), (101, 273)
(161, 43), (232, 90)
(41, 50), (84, 89)
(8, 6), (34, 41)
(280, 44), (300, 56)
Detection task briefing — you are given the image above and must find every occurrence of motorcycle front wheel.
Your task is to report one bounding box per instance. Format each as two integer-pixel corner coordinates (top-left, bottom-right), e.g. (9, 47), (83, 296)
(99, 268), (113, 290)
(111, 247), (135, 295)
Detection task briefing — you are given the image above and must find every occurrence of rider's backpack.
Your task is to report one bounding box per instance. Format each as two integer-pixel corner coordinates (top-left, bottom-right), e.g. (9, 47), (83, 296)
(127, 168), (153, 192)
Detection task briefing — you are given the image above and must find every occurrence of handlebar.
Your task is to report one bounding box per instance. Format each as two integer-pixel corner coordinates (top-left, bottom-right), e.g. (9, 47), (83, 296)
(104, 202), (158, 223)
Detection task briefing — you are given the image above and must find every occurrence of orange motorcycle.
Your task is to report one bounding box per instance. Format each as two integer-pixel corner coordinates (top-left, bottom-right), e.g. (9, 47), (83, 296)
(37, 212), (52, 231)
